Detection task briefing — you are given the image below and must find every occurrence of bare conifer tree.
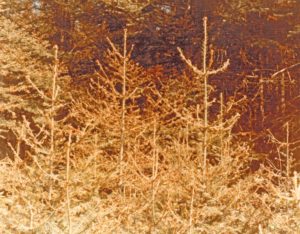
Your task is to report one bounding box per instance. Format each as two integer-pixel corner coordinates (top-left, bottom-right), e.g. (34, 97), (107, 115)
(178, 17), (229, 175)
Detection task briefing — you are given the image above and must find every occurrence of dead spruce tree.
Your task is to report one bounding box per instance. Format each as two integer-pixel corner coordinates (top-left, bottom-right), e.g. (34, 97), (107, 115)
(15, 44), (69, 204)
(69, 29), (162, 194)
(178, 17), (230, 175)
(0, 14), (53, 159)
(0, 13), (72, 230)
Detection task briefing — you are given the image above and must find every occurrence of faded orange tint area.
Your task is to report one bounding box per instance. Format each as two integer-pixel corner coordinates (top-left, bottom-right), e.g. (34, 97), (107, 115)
(0, 0), (299, 233)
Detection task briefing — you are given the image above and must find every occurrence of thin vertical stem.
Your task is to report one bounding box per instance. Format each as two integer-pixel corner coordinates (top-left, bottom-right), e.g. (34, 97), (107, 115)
(259, 76), (265, 126)
(258, 224), (264, 234)
(16, 123), (24, 158)
(220, 92), (224, 162)
(66, 131), (72, 234)
(152, 119), (158, 179)
(186, 122), (189, 160)
(281, 73), (286, 112)
(202, 17), (208, 176)
(120, 29), (127, 192)
(188, 169), (195, 234)
(152, 118), (158, 230)
(286, 122), (290, 177)
(94, 135), (98, 179)
(49, 45), (58, 202)
(203, 17), (208, 74)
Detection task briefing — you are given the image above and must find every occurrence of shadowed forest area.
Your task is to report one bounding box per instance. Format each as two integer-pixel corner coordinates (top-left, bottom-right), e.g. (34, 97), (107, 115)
(0, 0), (300, 233)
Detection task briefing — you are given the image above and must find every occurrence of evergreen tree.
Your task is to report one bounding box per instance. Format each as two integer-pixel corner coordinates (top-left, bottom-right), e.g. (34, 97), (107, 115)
(0, 5), (55, 157)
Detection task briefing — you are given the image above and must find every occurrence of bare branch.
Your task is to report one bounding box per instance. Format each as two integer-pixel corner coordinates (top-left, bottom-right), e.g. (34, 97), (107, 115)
(208, 59), (230, 75)
(271, 62), (300, 78)
(25, 75), (51, 101)
(177, 47), (204, 77)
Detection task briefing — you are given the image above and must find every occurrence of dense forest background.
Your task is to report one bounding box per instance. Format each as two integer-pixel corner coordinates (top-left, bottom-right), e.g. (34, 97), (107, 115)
(0, 0), (300, 233)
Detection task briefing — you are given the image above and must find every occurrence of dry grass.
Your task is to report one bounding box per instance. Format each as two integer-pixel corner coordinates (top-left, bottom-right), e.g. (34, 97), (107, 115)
(0, 139), (299, 233)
